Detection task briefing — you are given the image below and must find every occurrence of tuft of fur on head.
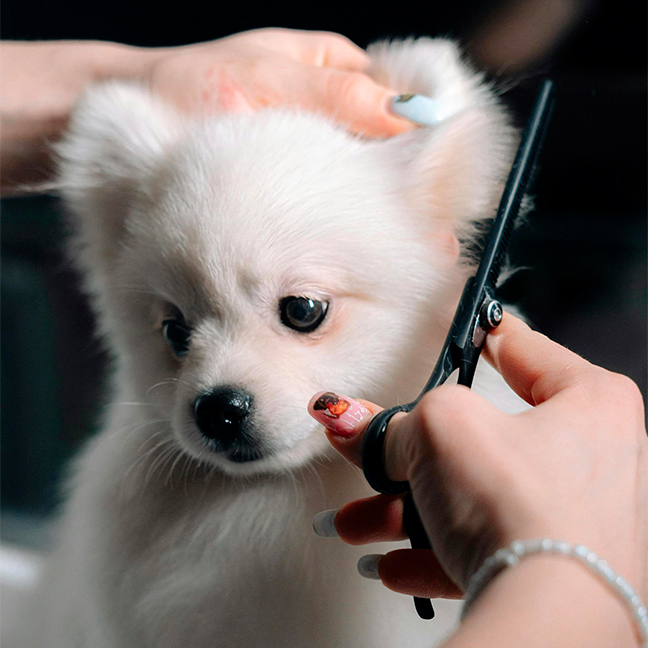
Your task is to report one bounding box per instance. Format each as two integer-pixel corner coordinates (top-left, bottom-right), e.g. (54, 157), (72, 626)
(55, 38), (518, 478)
(367, 38), (517, 237)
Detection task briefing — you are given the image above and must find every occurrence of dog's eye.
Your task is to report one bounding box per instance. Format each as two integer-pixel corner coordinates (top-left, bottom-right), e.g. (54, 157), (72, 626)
(279, 297), (328, 333)
(162, 318), (192, 357)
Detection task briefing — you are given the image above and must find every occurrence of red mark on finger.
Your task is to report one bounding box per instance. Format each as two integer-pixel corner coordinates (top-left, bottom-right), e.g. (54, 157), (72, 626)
(202, 68), (254, 113)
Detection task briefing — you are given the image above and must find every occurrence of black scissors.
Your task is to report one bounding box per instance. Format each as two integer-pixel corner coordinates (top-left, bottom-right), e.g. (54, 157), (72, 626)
(361, 79), (556, 620)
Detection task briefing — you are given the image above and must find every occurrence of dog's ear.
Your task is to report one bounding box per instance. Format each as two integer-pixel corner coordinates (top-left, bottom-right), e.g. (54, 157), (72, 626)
(368, 39), (517, 247)
(56, 83), (184, 272)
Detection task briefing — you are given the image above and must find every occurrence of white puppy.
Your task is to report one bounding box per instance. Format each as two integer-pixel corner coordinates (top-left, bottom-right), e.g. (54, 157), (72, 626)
(28, 38), (528, 648)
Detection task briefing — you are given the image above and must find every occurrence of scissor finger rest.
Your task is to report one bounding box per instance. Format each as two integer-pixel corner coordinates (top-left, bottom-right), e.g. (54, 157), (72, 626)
(361, 406), (436, 619)
(361, 406), (410, 496)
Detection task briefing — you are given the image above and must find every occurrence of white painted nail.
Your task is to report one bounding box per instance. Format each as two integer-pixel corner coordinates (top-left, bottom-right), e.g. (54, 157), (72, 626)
(312, 508), (339, 538)
(390, 94), (445, 127)
(357, 554), (384, 580)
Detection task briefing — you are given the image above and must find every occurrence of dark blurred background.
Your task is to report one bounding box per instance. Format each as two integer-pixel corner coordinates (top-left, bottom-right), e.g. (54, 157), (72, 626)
(1, 0), (646, 532)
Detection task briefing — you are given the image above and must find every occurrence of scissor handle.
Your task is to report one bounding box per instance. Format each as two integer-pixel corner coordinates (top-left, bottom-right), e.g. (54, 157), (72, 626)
(361, 407), (410, 495)
(361, 407), (436, 620)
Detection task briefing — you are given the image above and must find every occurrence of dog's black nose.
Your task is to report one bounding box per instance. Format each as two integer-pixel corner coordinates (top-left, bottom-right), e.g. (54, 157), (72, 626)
(193, 387), (257, 456)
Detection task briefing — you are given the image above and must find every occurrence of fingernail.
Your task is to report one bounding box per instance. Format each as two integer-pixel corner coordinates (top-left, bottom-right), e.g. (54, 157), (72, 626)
(357, 554), (384, 580)
(312, 508), (339, 538)
(390, 94), (443, 127)
(308, 391), (372, 438)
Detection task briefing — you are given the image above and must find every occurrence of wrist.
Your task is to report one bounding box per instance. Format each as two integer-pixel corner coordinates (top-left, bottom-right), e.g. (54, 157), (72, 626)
(447, 553), (640, 648)
(0, 40), (160, 194)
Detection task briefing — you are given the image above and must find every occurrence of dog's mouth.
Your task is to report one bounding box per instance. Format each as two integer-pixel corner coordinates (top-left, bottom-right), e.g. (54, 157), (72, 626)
(224, 446), (268, 464)
(180, 426), (327, 476)
(200, 436), (270, 464)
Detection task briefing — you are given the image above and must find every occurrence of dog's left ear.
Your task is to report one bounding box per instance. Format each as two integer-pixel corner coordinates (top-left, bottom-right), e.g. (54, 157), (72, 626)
(56, 82), (186, 304)
(368, 39), (517, 251)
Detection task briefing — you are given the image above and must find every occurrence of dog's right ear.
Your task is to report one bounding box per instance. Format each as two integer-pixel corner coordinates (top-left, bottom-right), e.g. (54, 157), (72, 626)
(56, 83), (184, 271)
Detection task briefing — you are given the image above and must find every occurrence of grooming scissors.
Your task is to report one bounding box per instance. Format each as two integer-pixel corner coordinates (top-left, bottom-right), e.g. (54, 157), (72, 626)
(361, 79), (556, 620)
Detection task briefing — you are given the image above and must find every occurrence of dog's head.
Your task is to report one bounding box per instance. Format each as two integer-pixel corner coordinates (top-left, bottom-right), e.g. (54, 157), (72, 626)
(57, 40), (515, 476)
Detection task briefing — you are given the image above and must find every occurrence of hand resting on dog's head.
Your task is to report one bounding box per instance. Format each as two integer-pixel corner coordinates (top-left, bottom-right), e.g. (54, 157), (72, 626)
(1, 28), (415, 193)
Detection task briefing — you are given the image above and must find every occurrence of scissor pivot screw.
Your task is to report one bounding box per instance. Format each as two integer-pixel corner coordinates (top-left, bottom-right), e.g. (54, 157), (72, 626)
(481, 299), (503, 329)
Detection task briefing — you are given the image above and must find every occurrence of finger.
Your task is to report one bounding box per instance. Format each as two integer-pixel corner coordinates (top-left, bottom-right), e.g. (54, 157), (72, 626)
(334, 495), (407, 545)
(309, 387), (499, 484)
(293, 31), (369, 70)
(236, 28), (369, 70)
(308, 391), (382, 469)
(298, 67), (416, 137)
(484, 312), (598, 405)
(373, 549), (462, 599)
(384, 385), (504, 482)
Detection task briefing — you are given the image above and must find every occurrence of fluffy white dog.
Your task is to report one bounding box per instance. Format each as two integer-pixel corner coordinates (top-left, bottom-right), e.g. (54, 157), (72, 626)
(27, 38), (528, 647)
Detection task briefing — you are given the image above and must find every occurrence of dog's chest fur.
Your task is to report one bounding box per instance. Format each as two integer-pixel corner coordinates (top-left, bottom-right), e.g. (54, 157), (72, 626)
(39, 407), (463, 647)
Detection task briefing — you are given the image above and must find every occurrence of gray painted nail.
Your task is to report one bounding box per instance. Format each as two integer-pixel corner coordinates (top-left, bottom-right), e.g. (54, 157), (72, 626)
(357, 554), (384, 580)
(312, 508), (339, 538)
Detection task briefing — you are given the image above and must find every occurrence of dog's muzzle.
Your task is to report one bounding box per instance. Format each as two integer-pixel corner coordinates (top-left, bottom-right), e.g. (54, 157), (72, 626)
(193, 387), (265, 462)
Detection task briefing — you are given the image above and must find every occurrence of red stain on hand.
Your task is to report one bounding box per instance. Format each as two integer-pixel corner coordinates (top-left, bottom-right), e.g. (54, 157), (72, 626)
(202, 67), (254, 113)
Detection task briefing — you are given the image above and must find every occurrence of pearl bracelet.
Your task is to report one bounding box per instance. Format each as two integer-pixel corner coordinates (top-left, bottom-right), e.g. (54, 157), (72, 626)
(461, 538), (648, 646)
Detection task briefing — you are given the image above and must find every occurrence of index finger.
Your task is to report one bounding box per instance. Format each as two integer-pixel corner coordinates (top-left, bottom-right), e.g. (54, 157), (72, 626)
(484, 312), (596, 406)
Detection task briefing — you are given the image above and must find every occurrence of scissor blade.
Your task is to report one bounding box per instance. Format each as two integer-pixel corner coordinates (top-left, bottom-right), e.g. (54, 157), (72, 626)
(475, 79), (556, 297)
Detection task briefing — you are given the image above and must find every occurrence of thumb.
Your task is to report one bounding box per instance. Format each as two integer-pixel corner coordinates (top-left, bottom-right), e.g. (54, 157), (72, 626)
(297, 67), (416, 137)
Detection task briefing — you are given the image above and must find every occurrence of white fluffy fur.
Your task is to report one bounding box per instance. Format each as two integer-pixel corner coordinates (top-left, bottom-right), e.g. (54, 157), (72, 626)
(21, 39), (529, 647)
